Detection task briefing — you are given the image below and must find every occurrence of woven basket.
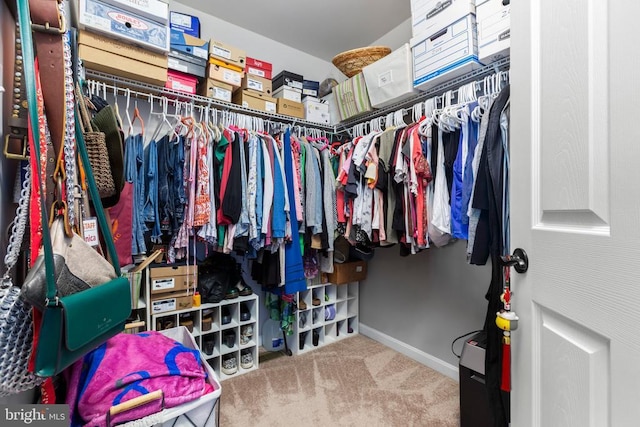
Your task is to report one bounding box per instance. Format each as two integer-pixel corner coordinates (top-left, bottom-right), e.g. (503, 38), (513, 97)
(332, 46), (392, 78)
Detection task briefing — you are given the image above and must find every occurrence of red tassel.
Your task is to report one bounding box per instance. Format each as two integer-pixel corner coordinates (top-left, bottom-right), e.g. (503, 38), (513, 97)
(501, 337), (511, 392)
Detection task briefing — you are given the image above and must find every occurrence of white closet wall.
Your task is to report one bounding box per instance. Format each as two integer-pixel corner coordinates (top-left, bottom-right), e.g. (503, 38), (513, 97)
(371, 17), (412, 50)
(170, 0), (344, 83)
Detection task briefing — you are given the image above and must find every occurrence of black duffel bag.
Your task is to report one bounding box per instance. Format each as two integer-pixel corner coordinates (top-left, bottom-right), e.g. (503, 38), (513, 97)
(198, 252), (239, 304)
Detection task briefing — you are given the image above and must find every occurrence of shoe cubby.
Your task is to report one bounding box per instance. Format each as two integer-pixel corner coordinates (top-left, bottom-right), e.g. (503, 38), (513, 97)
(239, 347), (257, 373)
(220, 351), (240, 380)
(291, 282), (359, 354)
(147, 284), (259, 381)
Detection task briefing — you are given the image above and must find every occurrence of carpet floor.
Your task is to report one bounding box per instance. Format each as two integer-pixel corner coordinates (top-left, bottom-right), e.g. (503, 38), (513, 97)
(219, 334), (460, 426)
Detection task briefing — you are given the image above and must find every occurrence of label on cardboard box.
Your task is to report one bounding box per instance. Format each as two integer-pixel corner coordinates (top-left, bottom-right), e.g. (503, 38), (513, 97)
(168, 57), (188, 73)
(303, 88), (318, 97)
(223, 69), (242, 85)
(213, 86), (232, 102)
(212, 45), (232, 60)
(247, 67), (265, 78)
(246, 77), (264, 92)
(266, 101), (276, 113)
(152, 298), (177, 314)
(152, 278), (175, 292)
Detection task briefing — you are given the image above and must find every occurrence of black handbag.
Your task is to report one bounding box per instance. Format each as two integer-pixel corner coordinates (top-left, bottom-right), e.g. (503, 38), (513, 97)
(197, 253), (239, 304)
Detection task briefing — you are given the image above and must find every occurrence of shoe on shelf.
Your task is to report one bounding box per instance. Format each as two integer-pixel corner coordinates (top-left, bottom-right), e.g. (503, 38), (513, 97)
(298, 298), (307, 310)
(222, 355), (238, 375)
(221, 306), (232, 325)
(236, 280), (253, 296)
(240, 324), (254, 345)
(313, 330), (320, 347)
(240, 303), (251, 322)
(223, 331), (236, 348)
(312, 297), (321, 306)
(240, 350), (253, 369)
(225, 287), (239, 300)
(299, 331), (309, 350)
(299, 311), (308, 329)
(203, 338), (215, 355)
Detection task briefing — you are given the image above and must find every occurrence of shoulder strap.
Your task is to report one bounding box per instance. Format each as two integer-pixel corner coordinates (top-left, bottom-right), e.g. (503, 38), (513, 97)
(18, 0), (121, 306)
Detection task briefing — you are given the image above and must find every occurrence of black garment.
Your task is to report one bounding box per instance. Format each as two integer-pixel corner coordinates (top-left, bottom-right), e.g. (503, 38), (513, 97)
(443, 128), (461, 199)
(221, 132), (242, 224)
(430, 124), (439, 184)
(470, 85), (511, 427)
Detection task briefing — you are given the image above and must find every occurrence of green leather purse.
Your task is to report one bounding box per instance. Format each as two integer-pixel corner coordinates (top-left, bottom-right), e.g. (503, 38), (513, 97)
(18, 0), (131, 378)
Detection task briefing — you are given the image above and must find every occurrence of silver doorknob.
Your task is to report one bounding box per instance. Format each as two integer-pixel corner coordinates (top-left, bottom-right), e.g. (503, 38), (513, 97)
(500, 248), (529, 274)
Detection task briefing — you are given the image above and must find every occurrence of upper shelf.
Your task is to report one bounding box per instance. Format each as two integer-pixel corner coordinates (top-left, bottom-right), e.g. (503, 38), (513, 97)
(86, 56), (509, 136)
(337, 57), (511, 130)
(85, 70), (337, 131)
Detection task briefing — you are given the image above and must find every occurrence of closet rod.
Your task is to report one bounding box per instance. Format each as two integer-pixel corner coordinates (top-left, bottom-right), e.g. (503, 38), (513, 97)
(338, 56), (511, 130)
(84, 70), (337, 132)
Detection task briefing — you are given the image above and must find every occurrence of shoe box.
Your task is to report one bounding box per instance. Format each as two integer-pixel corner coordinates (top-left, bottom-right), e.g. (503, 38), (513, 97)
(325, 261), (367, 285)
(149, 265), (198, 314)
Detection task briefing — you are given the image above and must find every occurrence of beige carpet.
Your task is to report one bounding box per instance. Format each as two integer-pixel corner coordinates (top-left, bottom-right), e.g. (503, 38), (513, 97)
(220, 335), (459, 426)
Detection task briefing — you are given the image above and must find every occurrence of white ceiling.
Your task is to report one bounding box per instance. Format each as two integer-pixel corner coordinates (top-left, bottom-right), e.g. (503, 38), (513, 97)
(175, 0), (411, 62)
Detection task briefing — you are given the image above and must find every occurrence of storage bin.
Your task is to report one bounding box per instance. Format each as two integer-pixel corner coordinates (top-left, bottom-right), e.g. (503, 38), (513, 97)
(332, 73), (373, 122)
(362, 43), (417, 108)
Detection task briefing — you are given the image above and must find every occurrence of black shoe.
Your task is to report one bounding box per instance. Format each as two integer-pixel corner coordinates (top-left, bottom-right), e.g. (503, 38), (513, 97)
(222, 306), (232, 325)
(240, 303), (251, 322)
(313, 330), (320, 347)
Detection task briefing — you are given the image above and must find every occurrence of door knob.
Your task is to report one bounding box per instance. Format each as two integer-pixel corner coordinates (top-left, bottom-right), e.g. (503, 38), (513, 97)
(500, 248), (529, 274)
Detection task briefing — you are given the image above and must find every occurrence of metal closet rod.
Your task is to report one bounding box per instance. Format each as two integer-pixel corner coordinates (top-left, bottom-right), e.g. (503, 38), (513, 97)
(83, 70), (339, 133)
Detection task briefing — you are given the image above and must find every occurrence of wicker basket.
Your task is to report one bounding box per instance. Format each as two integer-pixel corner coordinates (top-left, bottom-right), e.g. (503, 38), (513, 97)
(332, 46), (392, 78)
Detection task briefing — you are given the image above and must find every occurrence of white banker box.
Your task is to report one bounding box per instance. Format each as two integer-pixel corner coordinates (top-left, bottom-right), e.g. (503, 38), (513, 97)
(476, 0), (510, 64)
(412, 14), (482, 91)
(411, 0), (475, 37)
(99, 0), (169, 25)
(303, 97), (330, 124)
(362, 43), (417, 108)
(77, 0), (170, 53)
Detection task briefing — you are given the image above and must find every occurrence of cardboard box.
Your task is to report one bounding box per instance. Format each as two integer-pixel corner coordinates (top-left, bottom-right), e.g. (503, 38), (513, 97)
(207, 63), (244, 88)
(302, 80), (320, 98)
(209, 57), (244, 74)
(151, 292), (193, 314)
(170, 30), (209, 60)
(101, 0), (169, 24)
(233, 90), (277, 114)
(165, 70), (198, 94)
(272, 70), (304, 91)
(168, 49), (207, 78)
(149, 265), (198, 295)
(303, 97), (330, 124)
(272, 85), (301, 103)
(209, 39), (246, 69)
(170, 11), (200, 38)
(321, 93), (340, 126)
(78, 31), (167, 86)
(276, 98), (304, 119)
(199, 78), (234, 102)
(327, 261), (367, 285)
(77, 0), (170, 53)
(362, 43), (418, 108)
(411, 0), (475, 37)
(476, 0), (510, 64)
(245, 57), (273, 79)
(412, 14), (483, 91)
(240, 74), (273, 95)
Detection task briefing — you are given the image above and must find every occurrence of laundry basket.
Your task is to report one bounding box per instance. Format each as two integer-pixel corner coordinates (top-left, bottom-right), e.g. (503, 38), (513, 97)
(117, 327), (222, 427)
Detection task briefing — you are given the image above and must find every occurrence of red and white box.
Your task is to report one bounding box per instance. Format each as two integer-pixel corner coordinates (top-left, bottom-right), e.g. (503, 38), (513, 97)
(245, 57), (273, 80)
(165, 69), (198, 94)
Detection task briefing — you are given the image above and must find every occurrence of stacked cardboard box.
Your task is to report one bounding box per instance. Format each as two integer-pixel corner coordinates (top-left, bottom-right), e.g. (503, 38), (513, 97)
(76, 0), (170, 85)
(149, 265), (198, 315)
(410, 0), (483, 91)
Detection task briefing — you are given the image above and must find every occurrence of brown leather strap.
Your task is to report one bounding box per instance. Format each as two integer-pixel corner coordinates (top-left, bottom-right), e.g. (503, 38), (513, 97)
(29, 0), (65, 161)
(29, 0), (66, 209)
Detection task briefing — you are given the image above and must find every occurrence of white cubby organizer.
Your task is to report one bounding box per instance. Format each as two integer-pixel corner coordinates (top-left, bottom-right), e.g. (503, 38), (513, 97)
(287, 281), (359, 354)
(141, 268), (259, 381)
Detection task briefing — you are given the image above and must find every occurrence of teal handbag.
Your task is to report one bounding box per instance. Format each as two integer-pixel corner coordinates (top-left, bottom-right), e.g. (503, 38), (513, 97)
(17, 0), (131, 378)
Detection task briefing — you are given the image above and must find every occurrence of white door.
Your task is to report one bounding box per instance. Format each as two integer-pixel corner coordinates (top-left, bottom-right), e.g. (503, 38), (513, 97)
(510, 1), (640, 426)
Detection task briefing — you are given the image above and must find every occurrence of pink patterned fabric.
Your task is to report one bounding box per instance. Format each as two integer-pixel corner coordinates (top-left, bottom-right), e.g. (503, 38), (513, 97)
(65, 331), (214, 427)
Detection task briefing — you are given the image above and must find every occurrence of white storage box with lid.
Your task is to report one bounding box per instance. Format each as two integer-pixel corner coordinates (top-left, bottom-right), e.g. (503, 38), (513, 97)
(411, 14), (482, 91)
(273, 85), (302, 103)
(321, 93), (340, 126)
(303, 97), (331, 124)
(476, 0), (510, 64)
(153, 327), (221, 426)
(411, 0), (475, 38)
(362, 43), (418, 108)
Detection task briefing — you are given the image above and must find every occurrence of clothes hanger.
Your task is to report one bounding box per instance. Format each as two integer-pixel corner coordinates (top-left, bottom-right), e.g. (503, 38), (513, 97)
(125, 89), (134, 136)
